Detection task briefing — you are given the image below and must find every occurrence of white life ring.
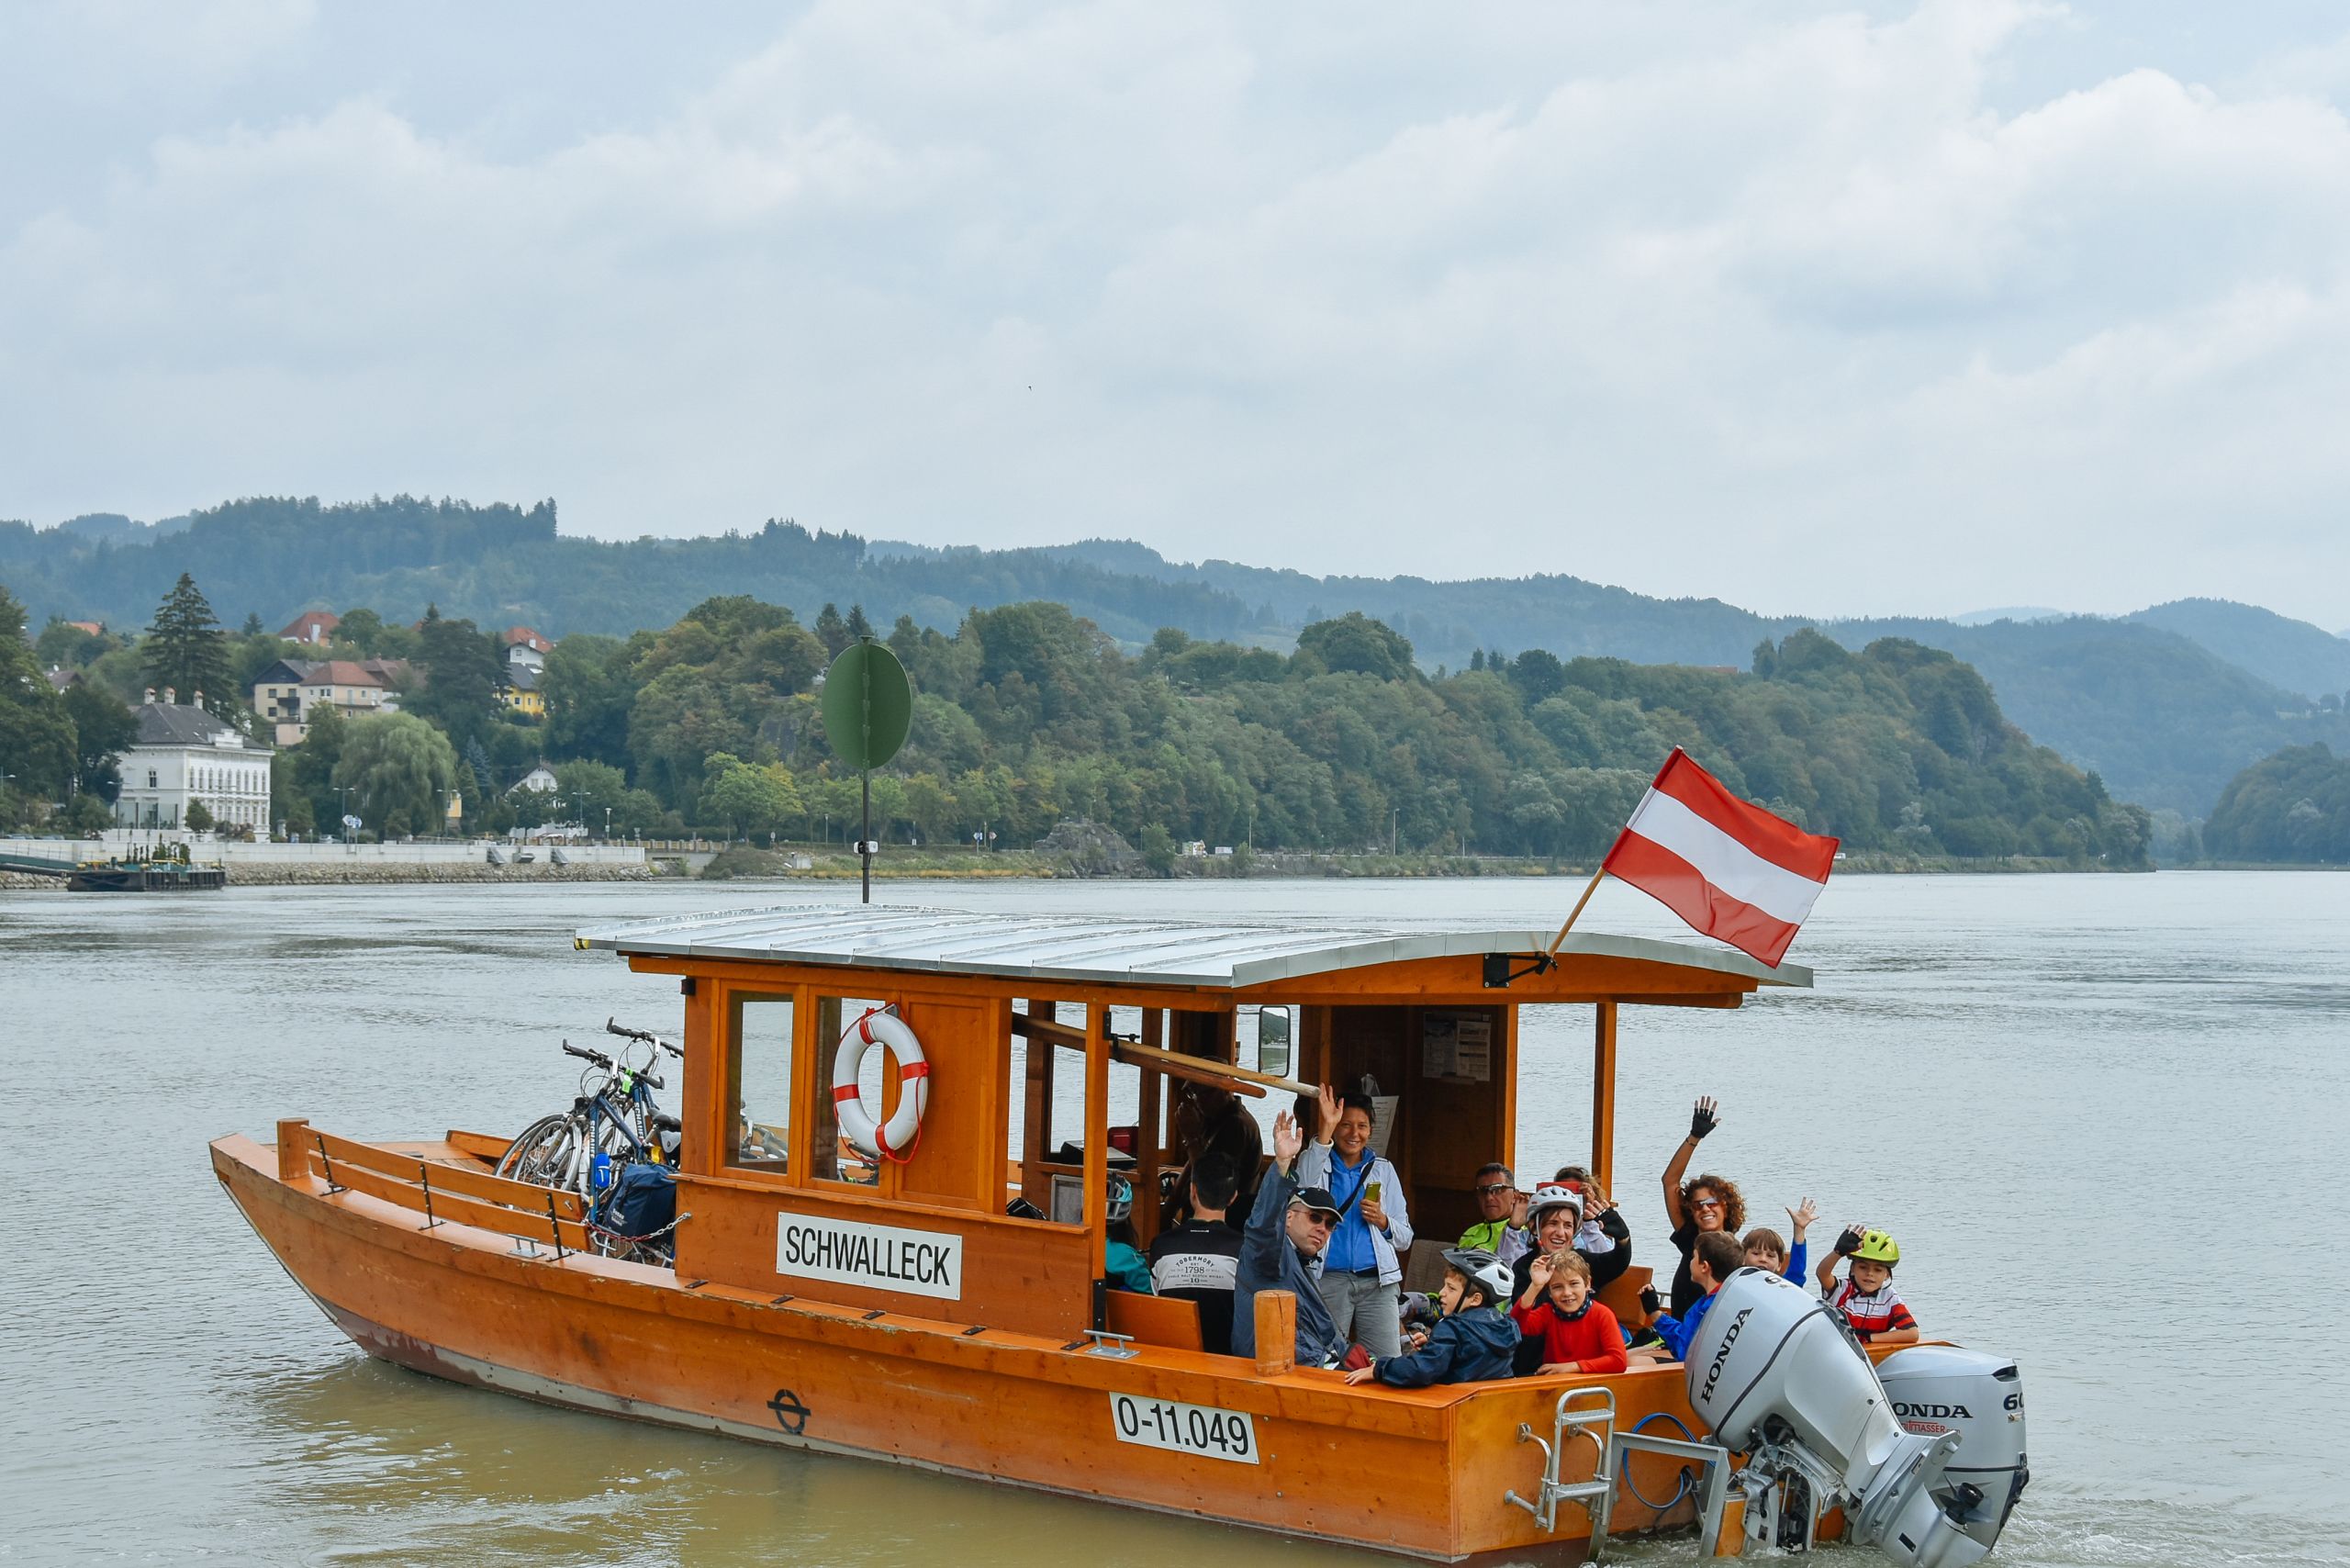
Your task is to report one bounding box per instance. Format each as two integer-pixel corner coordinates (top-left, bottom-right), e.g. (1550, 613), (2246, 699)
(832, 1008), (929, 1159)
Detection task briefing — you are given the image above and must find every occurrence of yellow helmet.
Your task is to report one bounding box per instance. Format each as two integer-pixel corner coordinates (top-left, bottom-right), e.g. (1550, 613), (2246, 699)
(1854, 1229), (1901, 1266)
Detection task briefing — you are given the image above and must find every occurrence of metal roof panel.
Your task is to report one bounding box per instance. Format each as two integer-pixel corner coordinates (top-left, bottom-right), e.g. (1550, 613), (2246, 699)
(575, 904), (1811, 991)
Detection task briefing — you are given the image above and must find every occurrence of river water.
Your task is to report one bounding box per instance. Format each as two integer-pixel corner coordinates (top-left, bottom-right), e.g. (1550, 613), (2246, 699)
(1, 872), (2344, 1567)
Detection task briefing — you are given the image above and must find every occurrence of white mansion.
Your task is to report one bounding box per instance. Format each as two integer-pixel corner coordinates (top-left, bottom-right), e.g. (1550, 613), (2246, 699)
(112, 689), (274, 833)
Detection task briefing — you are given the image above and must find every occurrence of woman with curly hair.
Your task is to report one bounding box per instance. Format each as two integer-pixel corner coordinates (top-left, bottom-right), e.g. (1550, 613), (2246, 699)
(1660, 1096), (1745, 1316)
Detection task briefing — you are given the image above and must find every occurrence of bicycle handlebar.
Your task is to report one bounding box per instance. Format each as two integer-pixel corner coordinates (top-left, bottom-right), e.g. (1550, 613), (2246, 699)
(608, 1017), (684, 1058)
(563, 1041), (616, 1070)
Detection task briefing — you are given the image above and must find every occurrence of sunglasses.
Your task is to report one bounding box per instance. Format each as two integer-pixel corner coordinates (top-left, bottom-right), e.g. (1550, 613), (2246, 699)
(1690, 1197), (1725, 1210)
(1292, 1209), (1337, 1227)
(1474, 1183), (1515, 1196)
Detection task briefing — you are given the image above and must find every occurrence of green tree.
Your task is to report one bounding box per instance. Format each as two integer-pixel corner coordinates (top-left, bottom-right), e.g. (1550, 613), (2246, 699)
(543, 633), (639, 769)
(815, 602), (850, 657)
(294, 700), (350, 832)
(141, 573), (233, 711)
(408, 605), (506, 748)
(1, 584), (77, 810)
(185, 799), (215, 833)
(332, 712), (458, 836)
(1139, 823), (1178, 876)
(700, 753), (802, 839)
(336, 607), (386, 653)
(1295, 612), (1416, 681)
(62, 682), (139, 800)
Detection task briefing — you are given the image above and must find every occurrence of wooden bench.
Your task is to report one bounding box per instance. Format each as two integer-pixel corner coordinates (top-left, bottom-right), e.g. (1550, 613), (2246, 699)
(1105, 1289), (1204, 1352)
(297, 1125), (595, 1252)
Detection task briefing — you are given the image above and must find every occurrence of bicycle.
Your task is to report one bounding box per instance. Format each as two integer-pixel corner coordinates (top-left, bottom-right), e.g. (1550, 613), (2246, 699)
(498, 1019), (681, 1206)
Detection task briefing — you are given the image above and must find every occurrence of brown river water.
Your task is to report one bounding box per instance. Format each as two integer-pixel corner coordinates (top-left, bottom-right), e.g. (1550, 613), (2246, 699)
(1, 872), (2344, 1566)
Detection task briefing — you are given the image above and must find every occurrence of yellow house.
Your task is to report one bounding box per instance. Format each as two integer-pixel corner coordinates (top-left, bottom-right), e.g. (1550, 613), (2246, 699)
(501, 662), (544, 719)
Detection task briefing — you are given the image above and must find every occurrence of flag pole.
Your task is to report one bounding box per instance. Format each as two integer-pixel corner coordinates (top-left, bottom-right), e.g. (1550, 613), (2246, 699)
(1546, 866), (1607, 958)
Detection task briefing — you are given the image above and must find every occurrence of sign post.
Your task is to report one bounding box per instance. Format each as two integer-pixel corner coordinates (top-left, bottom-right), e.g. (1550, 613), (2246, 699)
(820, 638), (912, 904)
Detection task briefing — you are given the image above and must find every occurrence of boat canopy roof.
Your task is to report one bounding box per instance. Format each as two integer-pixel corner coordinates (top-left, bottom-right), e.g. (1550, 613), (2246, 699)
(575, 904), (1811, 993)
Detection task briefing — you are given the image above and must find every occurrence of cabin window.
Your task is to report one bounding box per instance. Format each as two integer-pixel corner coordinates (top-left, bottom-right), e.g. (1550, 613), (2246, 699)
(811, 994), (894, 1187)
(1004, 998), (1090, 1225)
(726, 992), (794, 1171)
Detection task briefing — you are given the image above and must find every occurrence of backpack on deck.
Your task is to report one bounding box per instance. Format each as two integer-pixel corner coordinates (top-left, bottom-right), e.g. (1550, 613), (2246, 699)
(596, 1161), (677, 1249)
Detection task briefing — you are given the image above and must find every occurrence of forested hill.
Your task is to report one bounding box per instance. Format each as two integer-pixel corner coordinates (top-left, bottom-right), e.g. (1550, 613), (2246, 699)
(9, 495), (2348, 816)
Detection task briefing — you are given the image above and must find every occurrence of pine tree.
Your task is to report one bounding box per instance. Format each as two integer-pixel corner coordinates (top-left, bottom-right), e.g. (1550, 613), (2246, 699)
(845, 603), (875, 643)
(815, 603), (849, 657)
(142, 573), (232, 711)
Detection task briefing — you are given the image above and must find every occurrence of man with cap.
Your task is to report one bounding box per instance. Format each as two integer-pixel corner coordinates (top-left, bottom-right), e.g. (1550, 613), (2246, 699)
(1231, 1106), (1348, 1369)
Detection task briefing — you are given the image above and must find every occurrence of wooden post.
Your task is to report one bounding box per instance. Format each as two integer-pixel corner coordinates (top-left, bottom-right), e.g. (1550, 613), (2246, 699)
(1020, 1000), (1056, 1204)
(1591, 1002), (1619, 1195)
(1084, 1002), (1110, 1317)
(276, 1118), (311, 1183)
(1254, 1290), (1297, 1376)
(1546, 866), (1607, 957)
(1135, 1008), (1163, 1249)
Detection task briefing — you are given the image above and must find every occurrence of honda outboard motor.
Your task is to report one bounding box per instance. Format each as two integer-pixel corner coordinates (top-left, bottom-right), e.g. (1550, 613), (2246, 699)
(1682, 1270), (2026, 1567)
(1876, 1345), (2029, 1555)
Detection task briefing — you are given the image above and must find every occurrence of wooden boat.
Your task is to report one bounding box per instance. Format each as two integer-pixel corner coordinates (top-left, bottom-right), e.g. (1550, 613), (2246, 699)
(210, 906), (1830, 1562)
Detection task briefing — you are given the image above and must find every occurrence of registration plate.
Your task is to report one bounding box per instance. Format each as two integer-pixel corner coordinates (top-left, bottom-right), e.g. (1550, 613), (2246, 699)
(1108, 1393), (1259, 1463)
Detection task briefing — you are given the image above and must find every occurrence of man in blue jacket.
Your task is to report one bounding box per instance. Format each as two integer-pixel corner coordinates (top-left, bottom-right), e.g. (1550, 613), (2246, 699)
(1231, 1107), (1348, 1368)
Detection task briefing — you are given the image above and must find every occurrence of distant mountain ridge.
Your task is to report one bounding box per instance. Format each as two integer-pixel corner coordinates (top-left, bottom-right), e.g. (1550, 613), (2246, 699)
(6, 498), (2347, 817)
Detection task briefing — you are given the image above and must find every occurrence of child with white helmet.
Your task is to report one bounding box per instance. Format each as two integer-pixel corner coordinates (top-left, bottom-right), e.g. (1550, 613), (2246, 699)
(1344, 1249), (1518, 1388)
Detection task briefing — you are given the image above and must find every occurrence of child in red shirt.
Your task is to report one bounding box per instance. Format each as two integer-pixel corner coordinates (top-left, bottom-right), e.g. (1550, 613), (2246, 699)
(1509, 1249), (1628, 1375)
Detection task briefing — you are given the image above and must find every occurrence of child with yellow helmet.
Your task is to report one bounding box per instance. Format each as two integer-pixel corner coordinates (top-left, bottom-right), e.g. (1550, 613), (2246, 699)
(1813, 1225), (1920, 1345)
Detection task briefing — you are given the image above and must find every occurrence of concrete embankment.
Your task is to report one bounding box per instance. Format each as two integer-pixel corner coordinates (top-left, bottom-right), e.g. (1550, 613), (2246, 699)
(0, 835), (659, 891)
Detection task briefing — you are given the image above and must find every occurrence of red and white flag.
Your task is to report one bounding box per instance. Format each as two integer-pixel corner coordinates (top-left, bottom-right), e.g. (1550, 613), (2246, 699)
(1601, 749), (1839, 967)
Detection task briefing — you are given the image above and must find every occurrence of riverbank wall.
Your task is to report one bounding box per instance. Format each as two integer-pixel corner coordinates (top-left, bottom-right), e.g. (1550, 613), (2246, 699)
(0, 835), (655, 891)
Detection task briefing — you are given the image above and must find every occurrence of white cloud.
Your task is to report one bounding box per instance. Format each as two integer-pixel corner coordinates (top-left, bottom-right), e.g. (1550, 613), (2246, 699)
(6, 0), (2350, 624)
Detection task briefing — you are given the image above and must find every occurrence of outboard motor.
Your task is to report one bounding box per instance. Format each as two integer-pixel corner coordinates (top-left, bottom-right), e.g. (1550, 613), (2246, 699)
(1876, 1345), (2029, 1555)
(1682, 1270), (2026, 1567)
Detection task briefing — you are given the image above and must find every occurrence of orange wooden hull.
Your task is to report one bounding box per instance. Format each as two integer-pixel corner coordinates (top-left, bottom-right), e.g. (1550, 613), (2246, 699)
(212, 1133), (1720, 1562)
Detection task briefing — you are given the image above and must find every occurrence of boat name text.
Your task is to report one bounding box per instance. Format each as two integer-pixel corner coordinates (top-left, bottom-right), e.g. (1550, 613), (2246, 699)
(775, 1214), (964, 1300)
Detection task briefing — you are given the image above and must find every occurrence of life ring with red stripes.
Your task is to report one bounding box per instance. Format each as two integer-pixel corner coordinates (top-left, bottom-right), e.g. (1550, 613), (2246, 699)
(832, 1008), (929, 1161)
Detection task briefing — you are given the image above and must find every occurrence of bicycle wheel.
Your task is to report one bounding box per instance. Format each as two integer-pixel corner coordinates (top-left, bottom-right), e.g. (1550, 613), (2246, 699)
(496, 1113), (570, 1182)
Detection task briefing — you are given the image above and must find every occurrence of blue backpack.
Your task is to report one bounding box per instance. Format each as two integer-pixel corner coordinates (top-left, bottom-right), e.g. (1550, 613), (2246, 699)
(596, 1161), (677, 1246)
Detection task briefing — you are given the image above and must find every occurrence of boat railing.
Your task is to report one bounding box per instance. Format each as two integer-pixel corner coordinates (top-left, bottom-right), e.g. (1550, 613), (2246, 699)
(282, 1121), (596, 1257)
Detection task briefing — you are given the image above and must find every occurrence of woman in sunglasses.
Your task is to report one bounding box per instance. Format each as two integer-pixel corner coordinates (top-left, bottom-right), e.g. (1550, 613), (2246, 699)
(1660, 1096), (1746, 1316)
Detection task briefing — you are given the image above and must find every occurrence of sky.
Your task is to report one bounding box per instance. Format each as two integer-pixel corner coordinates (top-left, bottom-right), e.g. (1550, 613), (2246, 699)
(6, 1), (2350, 626)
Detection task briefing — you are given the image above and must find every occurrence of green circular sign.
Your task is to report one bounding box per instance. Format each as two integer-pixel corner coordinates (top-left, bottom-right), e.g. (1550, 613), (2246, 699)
(821, 640), (912, 770)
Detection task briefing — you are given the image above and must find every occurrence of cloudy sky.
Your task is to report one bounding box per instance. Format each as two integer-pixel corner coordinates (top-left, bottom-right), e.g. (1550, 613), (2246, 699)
(6, 1), (2350, 623)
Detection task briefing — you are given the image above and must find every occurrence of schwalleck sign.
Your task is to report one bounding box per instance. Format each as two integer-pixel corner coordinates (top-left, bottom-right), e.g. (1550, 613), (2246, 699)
(776, 1213), (964, 1300)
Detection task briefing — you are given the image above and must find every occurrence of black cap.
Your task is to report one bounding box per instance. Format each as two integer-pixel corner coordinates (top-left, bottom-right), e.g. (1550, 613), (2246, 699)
(1289, 1184), (1343, 1220)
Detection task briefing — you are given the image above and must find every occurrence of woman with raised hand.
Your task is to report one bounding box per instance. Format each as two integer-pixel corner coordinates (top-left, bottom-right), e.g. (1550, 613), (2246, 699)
(1659, 1095), (1745, 1316)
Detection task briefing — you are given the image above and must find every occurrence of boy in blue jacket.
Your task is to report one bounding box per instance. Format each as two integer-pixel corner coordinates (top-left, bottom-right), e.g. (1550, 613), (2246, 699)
(1343, 1249), (1519, 1388)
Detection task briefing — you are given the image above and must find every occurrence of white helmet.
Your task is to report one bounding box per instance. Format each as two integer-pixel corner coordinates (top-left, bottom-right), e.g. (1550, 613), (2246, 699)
(1443, 1247), (1515, 1305)
(1526, 1182), (1583, 1224)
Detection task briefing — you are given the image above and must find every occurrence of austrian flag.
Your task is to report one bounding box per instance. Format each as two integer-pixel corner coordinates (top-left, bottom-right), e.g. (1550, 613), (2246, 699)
(1602, 749), (1839, 967)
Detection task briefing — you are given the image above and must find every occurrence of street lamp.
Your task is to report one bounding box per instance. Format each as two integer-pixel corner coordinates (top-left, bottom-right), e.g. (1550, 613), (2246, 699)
(604, 806), (612, 842)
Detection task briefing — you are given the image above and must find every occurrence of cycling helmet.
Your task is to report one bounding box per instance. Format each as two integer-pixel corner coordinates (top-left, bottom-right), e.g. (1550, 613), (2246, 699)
(1854, 1229), (1901, 1266)
(1441, 1247), (1514, 1306)
(1106, 1172), (1134, 1224)
(1525, 1182), (1583, 1224)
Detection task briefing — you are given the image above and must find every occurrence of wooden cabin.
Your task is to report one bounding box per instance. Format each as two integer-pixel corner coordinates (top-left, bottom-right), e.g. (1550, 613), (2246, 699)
(214, 905), (1810, 1562)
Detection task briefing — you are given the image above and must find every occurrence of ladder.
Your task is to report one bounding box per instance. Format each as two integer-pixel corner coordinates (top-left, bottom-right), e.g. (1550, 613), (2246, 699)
(1505, 1386), (1740, 1559)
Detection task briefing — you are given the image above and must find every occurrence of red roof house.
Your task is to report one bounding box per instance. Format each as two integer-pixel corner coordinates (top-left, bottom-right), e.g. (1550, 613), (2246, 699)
(280, 610), (341, 644)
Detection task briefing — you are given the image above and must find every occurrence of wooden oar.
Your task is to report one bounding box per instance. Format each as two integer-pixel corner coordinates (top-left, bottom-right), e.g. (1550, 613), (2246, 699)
(1008, 1012), (1311, 1099)
(1109, 1040), (1267, 1099)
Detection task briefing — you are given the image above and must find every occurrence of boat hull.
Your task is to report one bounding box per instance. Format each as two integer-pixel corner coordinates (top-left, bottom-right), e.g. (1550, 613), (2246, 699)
(212, 1134), (1713, 1562)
